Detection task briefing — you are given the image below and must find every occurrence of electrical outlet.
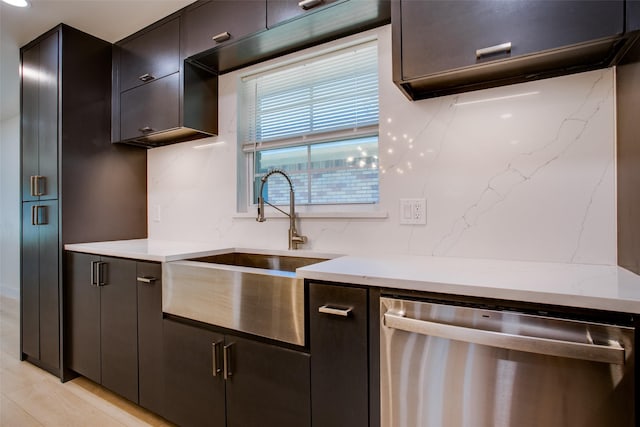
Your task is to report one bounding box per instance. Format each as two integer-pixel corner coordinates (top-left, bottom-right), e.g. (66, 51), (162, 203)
(152, 205), (161, 223)
(399, 198), (426, 225)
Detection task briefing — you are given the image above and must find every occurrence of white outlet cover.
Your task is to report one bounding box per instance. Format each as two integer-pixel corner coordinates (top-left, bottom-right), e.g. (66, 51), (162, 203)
(399, 198), (426, 225)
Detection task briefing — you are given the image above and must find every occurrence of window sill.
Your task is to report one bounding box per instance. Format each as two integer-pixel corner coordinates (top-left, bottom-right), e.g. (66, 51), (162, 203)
(234, 206), (388, 220)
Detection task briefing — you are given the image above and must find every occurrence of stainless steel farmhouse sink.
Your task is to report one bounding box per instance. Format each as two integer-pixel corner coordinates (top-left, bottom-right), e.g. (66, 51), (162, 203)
(163, 251), (331, 346)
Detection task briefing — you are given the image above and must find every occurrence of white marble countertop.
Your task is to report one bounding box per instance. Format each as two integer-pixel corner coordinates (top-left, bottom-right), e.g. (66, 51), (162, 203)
(64, 239), (231, 262)
(65, 239), (640, 314)
(298, 255), (640, 314)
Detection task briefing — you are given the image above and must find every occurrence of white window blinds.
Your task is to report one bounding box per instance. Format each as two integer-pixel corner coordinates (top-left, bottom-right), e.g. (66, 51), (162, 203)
(239, 40), (379, 149)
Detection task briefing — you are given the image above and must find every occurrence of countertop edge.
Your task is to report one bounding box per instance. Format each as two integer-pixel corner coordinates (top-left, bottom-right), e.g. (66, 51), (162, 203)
(297, 269), (640, 315)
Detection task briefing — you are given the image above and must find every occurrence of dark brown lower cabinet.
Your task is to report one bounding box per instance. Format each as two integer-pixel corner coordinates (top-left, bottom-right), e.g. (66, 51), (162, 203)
(163, 318), (311, 427)
(136, 261), (164, 414)
(309, 282), (369, 427)
(66, 252), (138, 402)
(66, 252), (164, 408)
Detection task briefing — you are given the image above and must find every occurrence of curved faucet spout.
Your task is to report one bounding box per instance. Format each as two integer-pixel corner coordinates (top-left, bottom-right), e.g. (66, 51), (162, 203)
(256, 169), (307, 250)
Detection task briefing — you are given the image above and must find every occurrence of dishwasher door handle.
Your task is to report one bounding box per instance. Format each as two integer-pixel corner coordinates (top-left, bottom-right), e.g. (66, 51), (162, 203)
(383, 312), (625, 365)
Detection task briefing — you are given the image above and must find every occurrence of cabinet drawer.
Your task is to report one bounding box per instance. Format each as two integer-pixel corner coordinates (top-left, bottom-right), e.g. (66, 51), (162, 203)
(400, 0), (624, 80)
(184, 0), (266, 58)
(120, 73), (180, 141)
(267, 0), (339, 28)
(119, 17), (180, 92)
(309, 282), (368, 427)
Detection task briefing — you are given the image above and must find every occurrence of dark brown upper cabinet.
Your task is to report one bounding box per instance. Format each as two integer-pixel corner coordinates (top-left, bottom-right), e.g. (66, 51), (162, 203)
(189, 0), (390, 74)
(392, 0), (633, 100)
(183, 0), (267, 59)
(118, 17), (180, 92)
(112, 14), (218, 147)
(266, 0), (339, 28)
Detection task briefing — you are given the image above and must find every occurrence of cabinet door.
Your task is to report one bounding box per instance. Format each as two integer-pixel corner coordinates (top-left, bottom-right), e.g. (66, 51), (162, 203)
(184, 0), (266, 58)
(21, 32), (59, 202)
(137, 262), (164, 415)
(225, 335), (311, 427)
(309, 283), (368, 427)
(400, 0), (624, 80)
(163, 319), (226, 427)
(21, 202), (40, 359)
(119, 17), (180, 92)
(37, 32), (59, 201)
(120, 73), (180, 141)
(266, 0), (338, 28)
(100, 256), (138, 403)
(21, 201), (59, 369)
(37, 200), (59, 369)
(66, 251), (101, 383)
(21, 45), (39, 202)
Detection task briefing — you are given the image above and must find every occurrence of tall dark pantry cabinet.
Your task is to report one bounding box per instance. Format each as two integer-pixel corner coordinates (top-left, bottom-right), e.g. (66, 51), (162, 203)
(20, 25), (147, 379)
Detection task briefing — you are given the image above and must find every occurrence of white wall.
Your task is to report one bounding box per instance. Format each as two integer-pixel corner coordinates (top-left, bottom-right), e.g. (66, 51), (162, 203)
(148, 25), (617, 265)
(0, 33), (21, 298)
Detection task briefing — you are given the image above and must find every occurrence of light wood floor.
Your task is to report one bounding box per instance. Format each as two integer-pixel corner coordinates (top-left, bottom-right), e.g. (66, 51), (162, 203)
(0, 296), (173, 427)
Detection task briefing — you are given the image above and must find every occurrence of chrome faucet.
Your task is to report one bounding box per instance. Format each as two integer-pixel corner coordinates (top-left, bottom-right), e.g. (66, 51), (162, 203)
(256, 169), (307, 250)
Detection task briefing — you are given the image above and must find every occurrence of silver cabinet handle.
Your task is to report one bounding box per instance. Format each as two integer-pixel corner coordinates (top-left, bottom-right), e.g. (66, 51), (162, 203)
(138, 73), (155, 82)
(91, 261), (98, 286)
(212, 32), (231, 43)
(30, 175), (45, 196)
(318, 305), (352, 317)
(383, 311), (626, 365)
(298, 0), (322, 9)
(91, 261), (107, 286)
(223, 343), (233, 380)
(30, 176), (36, 197)
(31, 205), (47, 226)
(136, 276), (157, 284)
(476, 42), (512, 59)
(212, 341), (223, 377)
(139, 126), (154, 133)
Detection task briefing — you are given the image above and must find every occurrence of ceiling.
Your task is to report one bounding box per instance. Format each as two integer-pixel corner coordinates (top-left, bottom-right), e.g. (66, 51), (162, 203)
(1, 0), (195, 47)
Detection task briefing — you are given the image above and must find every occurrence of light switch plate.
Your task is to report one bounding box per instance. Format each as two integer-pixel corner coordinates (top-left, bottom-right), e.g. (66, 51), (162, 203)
(399, 198), (426, 225)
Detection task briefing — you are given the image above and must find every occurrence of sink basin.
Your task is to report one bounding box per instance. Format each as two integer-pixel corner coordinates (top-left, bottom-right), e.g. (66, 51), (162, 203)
(189, 252), (329, 273)
(163, 251), (331, 346)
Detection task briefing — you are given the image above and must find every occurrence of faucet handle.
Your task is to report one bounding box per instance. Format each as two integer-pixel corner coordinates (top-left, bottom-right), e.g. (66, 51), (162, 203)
(290, 232), (307, 249)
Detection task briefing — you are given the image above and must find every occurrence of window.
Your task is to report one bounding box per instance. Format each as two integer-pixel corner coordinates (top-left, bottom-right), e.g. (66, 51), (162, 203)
(239, 39), (379, 206)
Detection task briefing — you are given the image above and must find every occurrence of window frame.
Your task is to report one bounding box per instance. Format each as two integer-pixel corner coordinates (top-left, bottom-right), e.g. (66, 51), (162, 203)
(238, 36), (381, 211)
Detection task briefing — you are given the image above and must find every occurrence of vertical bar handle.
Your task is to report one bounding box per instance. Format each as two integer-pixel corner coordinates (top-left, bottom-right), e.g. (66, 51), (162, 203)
(30, 176), (45, 196)
(90, 261), (98, 286)
(212, 341), (223, 377)
(96, 262), (107, 286)
(223, 343), (233, 380)
(31, 206), (47, 226)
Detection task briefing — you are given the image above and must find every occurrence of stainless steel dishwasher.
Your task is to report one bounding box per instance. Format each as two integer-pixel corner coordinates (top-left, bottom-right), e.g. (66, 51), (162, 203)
(380, 296), (635, 427)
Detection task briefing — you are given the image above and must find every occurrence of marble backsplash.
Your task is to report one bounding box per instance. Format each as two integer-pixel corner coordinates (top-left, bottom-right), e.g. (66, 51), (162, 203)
(148, 25), (616, 265)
